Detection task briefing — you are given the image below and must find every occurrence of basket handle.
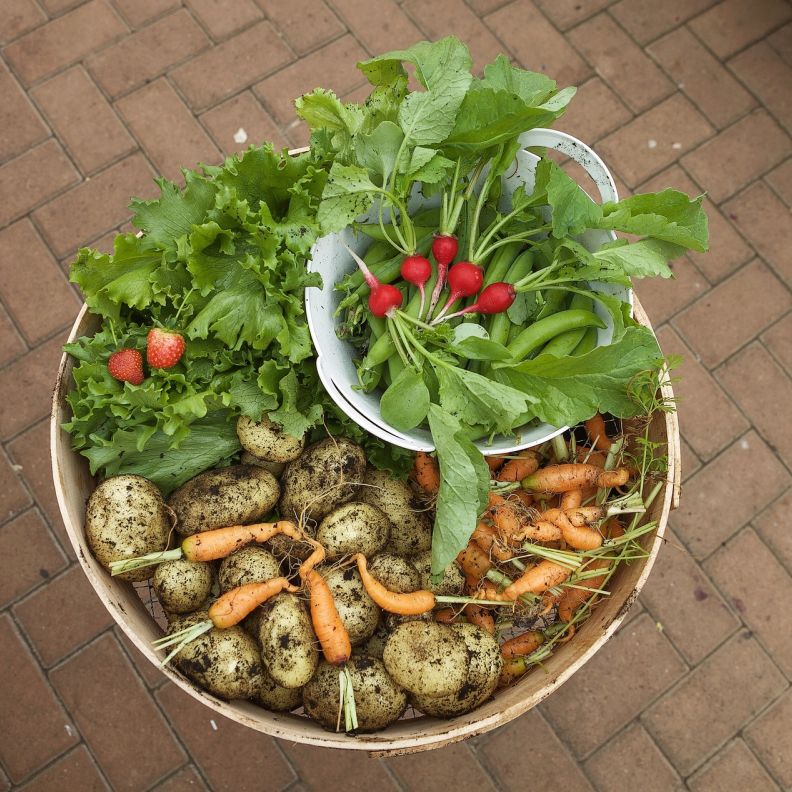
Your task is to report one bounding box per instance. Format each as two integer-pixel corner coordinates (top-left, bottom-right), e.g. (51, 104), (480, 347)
(518, 128), (619, 205)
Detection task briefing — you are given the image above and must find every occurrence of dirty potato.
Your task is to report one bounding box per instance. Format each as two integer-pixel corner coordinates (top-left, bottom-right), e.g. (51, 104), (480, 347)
(258, 593), (318, 689)
(411, 551), (465, 596)
(153, 558), (213, 614)
(171, 612), (262, 701)
(236, 415), (305, 463)
(315, 502), (390, 560)
(358, 468), (431, 556)
(411, 623), (502, 718)
(279, 437), (366, 522)
(168, 465), (279, 537)
(85, 475), (172, 582)
(255, 666), (303, 712)
(218, 546), (281, 592)
(303, 656), (407, 732)
(322, 566), (380, 645)
(240, 451), (286, 478)
(368, 553), (420, 593)
(383, 621), (467, 699)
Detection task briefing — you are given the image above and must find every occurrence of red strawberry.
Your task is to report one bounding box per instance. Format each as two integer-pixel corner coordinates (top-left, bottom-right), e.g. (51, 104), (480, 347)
(108, 348), (144, 385)
(146, 328), (186, 369)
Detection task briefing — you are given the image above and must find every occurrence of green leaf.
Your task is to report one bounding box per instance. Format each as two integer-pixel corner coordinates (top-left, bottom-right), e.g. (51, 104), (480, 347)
(70, 234), (167, 321)
(82, 411), (241, 495)
(408, 150), (456, 184)
(443, 85), (561, 151)
(317, 162), (380, 233)
(355, 121), (404, 184)
(435, 363), (535, 433)
(495, 326), (663, 426)
(598, 189), (709, 252)
(481, 55), (558, 103)
(296, 88), (362, 136)
(268, 368), (324, 438)
(380, 366), (430, 430)
(131, 172), (214, 250)
(428, 406), (489, 575)
(448, 336), (513, 361)
(536, 159), (603, 238)
(593, 239), (682, 278)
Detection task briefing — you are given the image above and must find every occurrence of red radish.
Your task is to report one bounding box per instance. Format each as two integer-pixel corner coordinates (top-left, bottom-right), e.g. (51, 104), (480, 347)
(344, 242), (403, 318)
(427, 234), (459, 318)
(432, 234), (458, 267)
(433, 261), (484, 321)
(435, 282), (516, 323)
(400, 254), (432, 317)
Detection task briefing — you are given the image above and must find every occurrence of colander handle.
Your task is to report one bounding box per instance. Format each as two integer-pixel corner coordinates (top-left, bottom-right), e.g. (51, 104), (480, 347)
(518, 128), (619, 205)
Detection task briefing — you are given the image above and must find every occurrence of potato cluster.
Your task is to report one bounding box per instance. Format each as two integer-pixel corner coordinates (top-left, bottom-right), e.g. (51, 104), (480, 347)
(84, 419), (501, 732)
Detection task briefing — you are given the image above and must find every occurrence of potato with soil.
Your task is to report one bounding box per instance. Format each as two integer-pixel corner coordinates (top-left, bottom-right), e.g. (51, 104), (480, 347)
(411, 551), (465, 596)
(240, 451), (286, 478)
(354, 617), (390, 660)
(168, 465), (279, 537)
(303, 656), (407, 732)
(236, 415), (305, 463)
(258, 593), (318, 689)
(153, 559), (213, 614)
(85, 475), (172, 582)
(411, 623), (502, 718)
(358, 468), (430, 556)
(218, 546), (281, 592)
(170, 612), (262, 700)
(383, 621), (467, 699)
(323, 566), (380, 645)
(368, 553), (420, 593)
(279, 437), (366, 522)
(315, 502), (390, 560)
(255, 666), (303, 712)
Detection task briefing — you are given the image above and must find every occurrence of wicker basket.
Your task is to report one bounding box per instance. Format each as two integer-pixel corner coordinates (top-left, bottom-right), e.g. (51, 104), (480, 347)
(50, 295), (679, 757)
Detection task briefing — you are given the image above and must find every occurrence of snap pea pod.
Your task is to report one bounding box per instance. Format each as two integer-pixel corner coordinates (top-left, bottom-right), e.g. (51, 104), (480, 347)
(364, 239), (396, 266)
(572, 326), (598, 356)
(505, 309), (606, 363)
(387, 351), (404, 384)
(534, 288), (569, 321)
(538, 295), (594, 357)
(358, 331), (395, 390)
(482, 242), (523, 287)
(358, 224), (435, 242)
(487, 249), (535, 347)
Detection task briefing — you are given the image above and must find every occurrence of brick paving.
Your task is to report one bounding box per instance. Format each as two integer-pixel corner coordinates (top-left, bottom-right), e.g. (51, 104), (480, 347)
(0, 0), (790, 788)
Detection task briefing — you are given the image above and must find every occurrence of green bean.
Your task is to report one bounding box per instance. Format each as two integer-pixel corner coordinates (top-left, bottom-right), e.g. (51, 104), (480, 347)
(505, 309), (606, 362)
(538, 294), (594, 357)
(483, 242), (523, 287)
(487, 249), (535, 347)
(572, 326), (598, 356)
(364, 239), (395, 266)
(358, 224), (435, 242)
(535, 289), (569, 321)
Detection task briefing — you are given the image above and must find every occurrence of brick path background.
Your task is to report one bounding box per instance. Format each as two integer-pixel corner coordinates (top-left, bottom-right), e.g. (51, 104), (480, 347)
(1, 0), (791, 789)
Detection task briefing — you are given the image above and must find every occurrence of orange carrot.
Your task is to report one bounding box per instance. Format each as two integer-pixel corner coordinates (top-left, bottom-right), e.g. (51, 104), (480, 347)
(585, 412), (613, 451)
(508, 489), (534, 509)
(500, 630), (543, 659)
(298, 537), (327, 580)
(557, 558), (611, 622)
(498, 656), (529, 686)
(434, 607), (457, 624)
(513, 520), (562, 543)
(472, 521), (513, 562)
(457, 542), (493, 582)
(560, 489), (583, 510)
(604, 518), (625, 539)
(575, 448), (606, 468)
(488, 492), (522, 540)
(503, 560), (570, 599)
(304, 569), (351, 666)
(413, 451), (440, 493)
(182, 520), (300, 562)
(208, 577), (298, 629)
(497, 450), (540, 482)
(355, 554), (436, 615)
(464, 603), (495, 634)
(522, 464), (630, 493)
(544, 507), (603, 551)
(565, 505), (607, 527)
(486, 456), (506, 473)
